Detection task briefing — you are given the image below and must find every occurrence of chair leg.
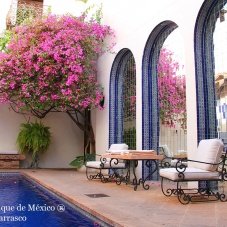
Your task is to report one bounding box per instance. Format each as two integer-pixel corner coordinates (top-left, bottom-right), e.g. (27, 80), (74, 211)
(86, 167), (95, 180)
(176, 182), (191, 205)
(86, 167), (115, 183)
(100, 172), (110, 183)
(161, 178), (176, 197)
(176, 181), (227, 204)
(86, 168), (104, 181)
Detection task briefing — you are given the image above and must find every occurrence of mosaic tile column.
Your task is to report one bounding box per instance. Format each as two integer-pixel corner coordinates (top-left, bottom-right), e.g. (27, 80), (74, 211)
(194, 0), (227, 188)
(142, 21), (178, 180)
(109, 49), (135, 146)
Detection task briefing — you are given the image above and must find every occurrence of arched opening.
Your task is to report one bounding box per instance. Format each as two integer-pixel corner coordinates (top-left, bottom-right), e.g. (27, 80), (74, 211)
(194, 0), (227, 142)
(214, 3), (227, 145)
(158, 29), (187, 162)
(142, 21), (178, 178)
(195, 0), (227, 189)
(109, 49), (136, 148)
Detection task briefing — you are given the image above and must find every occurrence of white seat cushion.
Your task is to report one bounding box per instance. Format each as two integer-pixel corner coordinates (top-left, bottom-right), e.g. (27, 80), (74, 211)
(108, 143), (129, 153)
(106, 143), (129, 162)
(86, 144), (128, 169)
(160, 167), (220, 181)
(86, 161), (125, 169)
(191, 139), (224, 171)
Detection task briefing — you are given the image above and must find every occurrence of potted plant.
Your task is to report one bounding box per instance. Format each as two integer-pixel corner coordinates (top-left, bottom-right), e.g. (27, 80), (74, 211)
(69, 153), (95, 170)
(16, 121), (51, 168)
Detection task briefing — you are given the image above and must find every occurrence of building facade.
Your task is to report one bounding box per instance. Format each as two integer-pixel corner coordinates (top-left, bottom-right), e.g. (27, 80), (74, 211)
(0, 0), (226, 169)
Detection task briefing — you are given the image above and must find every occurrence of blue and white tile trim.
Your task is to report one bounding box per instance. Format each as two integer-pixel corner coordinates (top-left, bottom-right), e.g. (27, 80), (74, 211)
(142, 21), (178, 180)
(109, 48), (134, 146)
(194, 0), (227, 188)
(217, 103), (227, 119)
(194, 0), (227, 142)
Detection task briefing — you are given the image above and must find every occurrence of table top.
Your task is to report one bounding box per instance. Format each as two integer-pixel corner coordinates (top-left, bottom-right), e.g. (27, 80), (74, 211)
(102, 150), (164, 160)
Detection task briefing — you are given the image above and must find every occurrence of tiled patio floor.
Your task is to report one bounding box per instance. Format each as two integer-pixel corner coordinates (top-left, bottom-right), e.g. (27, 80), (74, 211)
(2, 169), (227, 227)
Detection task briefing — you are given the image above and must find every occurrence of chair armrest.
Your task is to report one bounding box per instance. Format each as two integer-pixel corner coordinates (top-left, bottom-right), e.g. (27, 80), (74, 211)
(160, 156), (172, 168)
(160, 153), (181, 168)
(170, 157), (226, 180)
(187, 158), (223, 166)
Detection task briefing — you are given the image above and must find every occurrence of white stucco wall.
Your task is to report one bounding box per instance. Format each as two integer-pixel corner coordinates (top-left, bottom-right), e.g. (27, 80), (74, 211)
(95, 0), (204, 158)
(0, 0), (11, 34)
(39, 112), (84, 168)
(0, 0), (211, 168)
(44, 0), (85, 16)
(0, 0), (85, 168)
(0, 104), (83, 168)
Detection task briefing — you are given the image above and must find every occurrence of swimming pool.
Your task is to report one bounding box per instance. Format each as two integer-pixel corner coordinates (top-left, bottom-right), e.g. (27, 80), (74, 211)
(0, 173), (110, 227)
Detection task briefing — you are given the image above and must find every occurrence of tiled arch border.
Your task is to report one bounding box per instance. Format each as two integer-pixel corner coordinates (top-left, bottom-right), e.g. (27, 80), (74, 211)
(142, 21), (178, 179)
(194, 0), (227, 142)
(109, 48), (135, 145)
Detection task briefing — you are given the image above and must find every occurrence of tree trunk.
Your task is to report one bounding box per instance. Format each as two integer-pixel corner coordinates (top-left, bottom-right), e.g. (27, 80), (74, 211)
(84, 109), (96, 154)
(66, 109), (96, 157)
(84, 109), (90, 155)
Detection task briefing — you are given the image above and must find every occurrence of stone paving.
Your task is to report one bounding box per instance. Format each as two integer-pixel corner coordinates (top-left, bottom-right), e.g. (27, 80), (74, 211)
(2, 169), (227, 227)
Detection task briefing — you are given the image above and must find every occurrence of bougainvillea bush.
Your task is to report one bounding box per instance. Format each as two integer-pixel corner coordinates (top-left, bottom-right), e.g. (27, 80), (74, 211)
(0, 14), (114, 152)
(158, 48), (186, 129)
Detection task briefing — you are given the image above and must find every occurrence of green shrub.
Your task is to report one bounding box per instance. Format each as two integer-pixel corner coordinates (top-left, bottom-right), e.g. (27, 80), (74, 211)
(69, 153), (95, 169)
(0, 30), (12, 52)
(17, 121), (51, 168)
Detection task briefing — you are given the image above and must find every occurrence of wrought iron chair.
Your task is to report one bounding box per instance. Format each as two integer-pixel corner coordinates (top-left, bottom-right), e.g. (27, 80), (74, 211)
(159, 145), (187, 167)
(159, 139), (227, 204)
(159, 145), (173, 167)
(85, 143), (128, 182)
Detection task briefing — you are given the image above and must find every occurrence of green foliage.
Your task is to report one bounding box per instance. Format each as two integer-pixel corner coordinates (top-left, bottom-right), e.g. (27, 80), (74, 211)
(78, 0), (89, 3)
(16, 4), (42, 26)
(69, 153), (95, 169)
(17, 121), (51, 167)
(93, 4), (103, 24)
(0, 30), (12, 52)
(46, 6), (52, 15)
(83, 4), (103, 24)
(123, 127), (136, 150)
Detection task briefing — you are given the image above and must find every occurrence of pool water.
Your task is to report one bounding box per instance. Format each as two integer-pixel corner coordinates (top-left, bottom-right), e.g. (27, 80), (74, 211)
(0, 173), (107, 227)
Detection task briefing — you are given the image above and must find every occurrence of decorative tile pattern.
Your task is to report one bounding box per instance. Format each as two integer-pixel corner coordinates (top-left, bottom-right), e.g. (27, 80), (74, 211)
(109, 49), (136, 146)
(142, 21), (178, 180)
(194, 0), (227, 188)
(122, 55), (136, 149)
(194, 0), (227, 142)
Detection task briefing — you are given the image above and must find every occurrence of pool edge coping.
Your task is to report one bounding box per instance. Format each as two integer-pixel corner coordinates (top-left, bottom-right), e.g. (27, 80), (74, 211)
(21, 171), (124, 227)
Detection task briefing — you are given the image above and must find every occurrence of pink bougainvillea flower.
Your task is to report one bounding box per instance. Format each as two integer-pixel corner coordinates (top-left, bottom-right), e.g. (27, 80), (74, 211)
(0, 14), (114, 114)
(158, 48), (186, 129)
